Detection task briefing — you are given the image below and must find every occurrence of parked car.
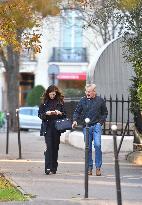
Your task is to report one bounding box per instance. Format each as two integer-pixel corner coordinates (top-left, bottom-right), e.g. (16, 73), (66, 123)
(19, 107), (41, 130)
(0, 111), (5, 128)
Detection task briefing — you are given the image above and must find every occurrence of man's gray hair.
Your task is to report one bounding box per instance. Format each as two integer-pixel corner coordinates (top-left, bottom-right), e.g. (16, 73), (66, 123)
(85, 84), (96, 90)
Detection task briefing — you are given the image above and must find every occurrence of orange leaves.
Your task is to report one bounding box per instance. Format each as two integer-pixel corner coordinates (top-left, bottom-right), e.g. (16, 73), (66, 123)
(117, 0), (140, 11)
(0, 0), (42, 52)
(32, 0), (61, 17)
(68, 0), (88, 5)
(0, 0), (62, 53)
(22, 32), (42, 53)
(74, 0), (88, 4)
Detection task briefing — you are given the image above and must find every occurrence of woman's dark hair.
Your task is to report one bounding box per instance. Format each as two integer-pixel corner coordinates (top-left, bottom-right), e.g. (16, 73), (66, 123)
(41, 85), (64, 104)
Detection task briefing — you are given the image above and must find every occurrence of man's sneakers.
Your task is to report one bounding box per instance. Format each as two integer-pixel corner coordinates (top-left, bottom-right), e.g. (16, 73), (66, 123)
(96, 168), (101, 176)
(88, 167), (101, 176)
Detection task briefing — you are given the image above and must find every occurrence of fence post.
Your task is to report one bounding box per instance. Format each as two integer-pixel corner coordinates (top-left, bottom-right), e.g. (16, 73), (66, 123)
(111, 125), (122, 205)
(121, 95), (124, 134)
(127, 96), (130, 135)
(84, 118), (90, 198)
(116, 95), (118, 126)
(109, 95), (112, 134)
(6, 112), (10, 154)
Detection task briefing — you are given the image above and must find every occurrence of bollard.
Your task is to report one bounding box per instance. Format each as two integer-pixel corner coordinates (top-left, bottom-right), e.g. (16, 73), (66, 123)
(84, 118), (90, 198)
(6, 112), (10, 154)
(16, 109), (22, 159)
(111, 125), (122, 205)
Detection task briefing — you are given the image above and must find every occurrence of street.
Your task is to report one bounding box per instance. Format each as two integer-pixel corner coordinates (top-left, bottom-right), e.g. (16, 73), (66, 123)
(0, 130), (142, 205)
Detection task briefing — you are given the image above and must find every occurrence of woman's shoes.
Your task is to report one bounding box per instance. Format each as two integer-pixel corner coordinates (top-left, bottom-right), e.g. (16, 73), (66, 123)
(45, 169), (50, 175)
(45, 169), (56, 175)
(51, 171), (56, 174)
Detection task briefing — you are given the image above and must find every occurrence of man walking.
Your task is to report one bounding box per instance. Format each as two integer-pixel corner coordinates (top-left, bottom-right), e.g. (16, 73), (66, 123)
(72, 84), (108, 176)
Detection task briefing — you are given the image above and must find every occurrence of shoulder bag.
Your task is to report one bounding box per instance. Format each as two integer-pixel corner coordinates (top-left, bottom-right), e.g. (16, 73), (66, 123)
(55, 118), (72, 131)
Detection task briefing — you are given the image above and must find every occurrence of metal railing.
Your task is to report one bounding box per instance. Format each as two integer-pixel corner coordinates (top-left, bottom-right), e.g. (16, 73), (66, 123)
(64, 95), (134, 136)
(49, 47), (88, 62)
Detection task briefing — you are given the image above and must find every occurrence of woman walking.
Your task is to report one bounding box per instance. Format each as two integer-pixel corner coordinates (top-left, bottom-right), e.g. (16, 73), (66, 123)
(38, 85), (66, 175)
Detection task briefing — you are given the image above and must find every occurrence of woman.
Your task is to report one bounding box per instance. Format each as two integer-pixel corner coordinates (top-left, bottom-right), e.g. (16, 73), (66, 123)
(38, 85), (66, 175)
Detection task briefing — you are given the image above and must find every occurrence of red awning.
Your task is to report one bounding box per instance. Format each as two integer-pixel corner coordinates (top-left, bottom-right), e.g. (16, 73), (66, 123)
(57, 72), (86, 80)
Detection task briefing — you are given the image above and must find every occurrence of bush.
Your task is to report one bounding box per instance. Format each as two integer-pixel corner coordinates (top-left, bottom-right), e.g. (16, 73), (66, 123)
(26, 85), (45, 106)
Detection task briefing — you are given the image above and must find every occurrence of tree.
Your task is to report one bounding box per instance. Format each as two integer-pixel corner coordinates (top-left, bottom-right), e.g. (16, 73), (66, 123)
(0, 0), (61, 130)
(72, 0), (141, 126)
(67, 0), (125, 48)
(119, 0), (142, 139)
(78, 0), (142, 135)
(119, 0), (142, 113)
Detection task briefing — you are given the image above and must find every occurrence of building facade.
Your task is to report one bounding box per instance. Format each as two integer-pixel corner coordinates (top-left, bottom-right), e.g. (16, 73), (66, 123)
(0, 9), (99, 110)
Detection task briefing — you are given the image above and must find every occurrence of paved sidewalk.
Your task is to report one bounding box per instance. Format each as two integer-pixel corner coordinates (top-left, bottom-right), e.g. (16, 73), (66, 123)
(0, 131), (142, 205)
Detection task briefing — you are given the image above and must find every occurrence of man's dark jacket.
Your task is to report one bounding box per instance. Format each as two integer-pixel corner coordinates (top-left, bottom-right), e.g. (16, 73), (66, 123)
(73, 96), (108, 127)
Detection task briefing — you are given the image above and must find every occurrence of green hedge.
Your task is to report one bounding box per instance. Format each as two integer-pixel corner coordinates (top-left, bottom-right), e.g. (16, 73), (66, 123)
(26, 85), (45, 106)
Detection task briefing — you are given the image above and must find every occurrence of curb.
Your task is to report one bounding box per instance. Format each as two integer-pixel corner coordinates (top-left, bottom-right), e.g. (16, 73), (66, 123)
(1, 173), (33, 200)
(60, 130), (134, 153)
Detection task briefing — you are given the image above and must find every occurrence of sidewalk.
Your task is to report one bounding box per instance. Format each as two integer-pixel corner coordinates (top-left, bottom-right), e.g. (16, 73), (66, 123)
(0, 131), (142, 205)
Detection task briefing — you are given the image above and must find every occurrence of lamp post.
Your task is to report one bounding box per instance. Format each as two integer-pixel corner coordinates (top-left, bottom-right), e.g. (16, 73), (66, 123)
(84, 118), (90, 198)
(111, 125), (122, 205)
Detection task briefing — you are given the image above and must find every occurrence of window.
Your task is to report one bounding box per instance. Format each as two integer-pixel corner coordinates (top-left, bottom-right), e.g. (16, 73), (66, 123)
(61, 10), (83, 48)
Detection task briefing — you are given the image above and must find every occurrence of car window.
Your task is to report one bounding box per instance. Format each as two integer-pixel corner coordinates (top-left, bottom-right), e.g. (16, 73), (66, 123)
(19, 109), (32, 115)
(32, 109), (38, 116)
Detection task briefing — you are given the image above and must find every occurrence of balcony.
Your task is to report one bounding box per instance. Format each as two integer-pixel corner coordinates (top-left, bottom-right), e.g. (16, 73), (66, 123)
(49, 47), (88, 63)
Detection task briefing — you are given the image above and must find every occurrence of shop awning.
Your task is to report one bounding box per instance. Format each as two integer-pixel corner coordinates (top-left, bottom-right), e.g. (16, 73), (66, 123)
(57, 72), (86, 80)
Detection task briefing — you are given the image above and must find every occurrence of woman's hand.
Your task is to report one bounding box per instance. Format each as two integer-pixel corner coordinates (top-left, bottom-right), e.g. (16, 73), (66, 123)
(46, 110), (62, 115)
(46, 111), (56, 115)
(46, 111), (52, 115)
(55, 110), (62, 115)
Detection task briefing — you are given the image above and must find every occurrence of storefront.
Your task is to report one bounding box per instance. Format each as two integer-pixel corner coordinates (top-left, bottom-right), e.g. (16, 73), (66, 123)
(57, 72), (86, 91)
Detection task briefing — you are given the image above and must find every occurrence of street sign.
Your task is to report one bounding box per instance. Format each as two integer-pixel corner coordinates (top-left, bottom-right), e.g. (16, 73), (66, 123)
(48, 64), (59, 75)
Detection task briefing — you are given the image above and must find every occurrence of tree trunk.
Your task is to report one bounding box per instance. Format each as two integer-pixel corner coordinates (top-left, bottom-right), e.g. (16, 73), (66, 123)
(6, 46), (20, 131)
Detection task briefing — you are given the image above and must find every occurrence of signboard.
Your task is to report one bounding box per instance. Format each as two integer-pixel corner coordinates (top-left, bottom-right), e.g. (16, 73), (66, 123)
(48, 64), (59, 75)
(57, 72), (86, 80)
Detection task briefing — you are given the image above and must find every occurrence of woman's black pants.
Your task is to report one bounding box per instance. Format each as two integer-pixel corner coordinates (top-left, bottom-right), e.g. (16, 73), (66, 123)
(44, 128), (60, 172)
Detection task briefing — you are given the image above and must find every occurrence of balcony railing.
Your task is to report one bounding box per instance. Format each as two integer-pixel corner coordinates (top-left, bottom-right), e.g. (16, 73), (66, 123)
(49, 47), (88, 63)
(20, 49), (37, 62)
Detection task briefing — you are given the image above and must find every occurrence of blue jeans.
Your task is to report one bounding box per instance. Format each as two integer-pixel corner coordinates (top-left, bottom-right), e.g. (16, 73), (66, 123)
(83, 123), (102, 169)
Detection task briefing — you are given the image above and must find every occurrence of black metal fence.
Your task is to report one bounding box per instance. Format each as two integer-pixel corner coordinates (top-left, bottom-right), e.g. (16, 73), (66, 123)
(64, 95), (134, 136)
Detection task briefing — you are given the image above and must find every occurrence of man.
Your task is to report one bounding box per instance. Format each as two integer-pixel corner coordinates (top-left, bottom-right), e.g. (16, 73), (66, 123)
(72, 84), (108, 176)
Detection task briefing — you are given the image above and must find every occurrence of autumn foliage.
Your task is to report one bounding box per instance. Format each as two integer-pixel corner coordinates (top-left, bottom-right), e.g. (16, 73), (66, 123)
(0, 0), (61, 53)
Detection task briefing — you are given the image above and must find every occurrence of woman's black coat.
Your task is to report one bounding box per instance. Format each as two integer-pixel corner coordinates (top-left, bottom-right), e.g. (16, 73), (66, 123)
(38, 99), (66, 136)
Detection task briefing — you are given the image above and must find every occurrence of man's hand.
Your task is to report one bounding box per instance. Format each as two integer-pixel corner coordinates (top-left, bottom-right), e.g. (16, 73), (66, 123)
(72, 121), (77, 129)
